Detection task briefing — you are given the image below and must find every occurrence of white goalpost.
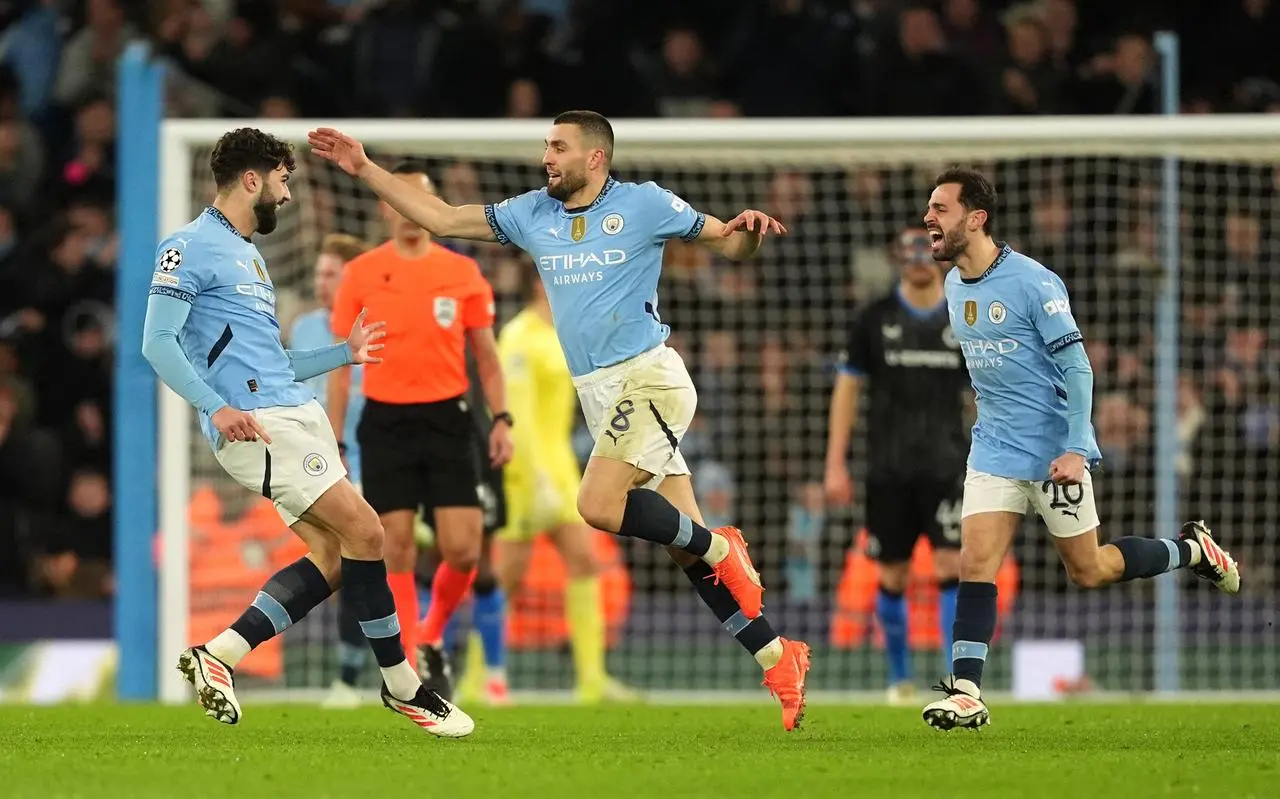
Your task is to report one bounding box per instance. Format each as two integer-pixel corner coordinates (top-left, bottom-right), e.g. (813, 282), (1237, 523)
(151, 114), (1280, 705)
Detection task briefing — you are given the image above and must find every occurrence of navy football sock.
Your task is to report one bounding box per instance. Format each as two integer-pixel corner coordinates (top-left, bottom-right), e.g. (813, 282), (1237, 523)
(619, 489), (714, 556)
(1113, 537), (1194, 582)
(230, 556), (334, 649)
(951, 581), (998, 689)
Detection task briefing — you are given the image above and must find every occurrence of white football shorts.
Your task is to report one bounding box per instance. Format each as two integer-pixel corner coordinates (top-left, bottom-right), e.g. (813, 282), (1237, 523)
(574, 344), (696, 489)
(214, 399), (347, 527)
(961, 467), (1099, 538)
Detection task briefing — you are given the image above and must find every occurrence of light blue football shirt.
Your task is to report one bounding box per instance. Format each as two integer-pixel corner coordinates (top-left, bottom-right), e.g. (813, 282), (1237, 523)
(288, 308), (364, 483)
(944, 244), (1101, 481)
(484, 177), (705, 377)
(149, 207), (313, 445)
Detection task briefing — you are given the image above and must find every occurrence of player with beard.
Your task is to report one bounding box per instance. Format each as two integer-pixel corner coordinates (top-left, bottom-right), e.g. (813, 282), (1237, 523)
(823, 226), (968, 705)
(309, 111), (813, 730)
(142, 128), (474, 737)
(919, 167), (1241, 731)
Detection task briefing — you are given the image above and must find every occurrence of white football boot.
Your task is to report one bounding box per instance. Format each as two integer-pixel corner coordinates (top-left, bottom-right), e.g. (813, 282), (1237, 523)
(1180, 520), (1241, 594)
(922, 675), (989, 731)
(177, 645), (243, 725)
(381, 682), (476, 738)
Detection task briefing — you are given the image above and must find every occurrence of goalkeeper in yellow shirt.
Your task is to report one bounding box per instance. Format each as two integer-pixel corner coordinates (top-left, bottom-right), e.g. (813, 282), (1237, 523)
(495, 269), (633, 704)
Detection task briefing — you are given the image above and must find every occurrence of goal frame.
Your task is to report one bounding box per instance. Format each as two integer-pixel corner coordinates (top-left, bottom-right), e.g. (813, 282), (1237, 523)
(118, 43), (1280, 703)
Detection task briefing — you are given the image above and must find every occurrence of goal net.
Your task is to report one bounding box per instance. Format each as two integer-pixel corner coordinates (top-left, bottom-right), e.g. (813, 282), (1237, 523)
(157, 117), (1280, 703)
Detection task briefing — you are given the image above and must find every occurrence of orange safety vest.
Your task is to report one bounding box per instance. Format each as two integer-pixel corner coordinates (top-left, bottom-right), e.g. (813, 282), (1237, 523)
(495, 531), (632, 649)
(182, 486), (305, 679)
(831, 530), (1020, 649)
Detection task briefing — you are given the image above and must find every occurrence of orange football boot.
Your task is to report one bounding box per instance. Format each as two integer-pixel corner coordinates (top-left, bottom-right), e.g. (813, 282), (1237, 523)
(762, 638), (811, 731)
(707, 526), (764, 618)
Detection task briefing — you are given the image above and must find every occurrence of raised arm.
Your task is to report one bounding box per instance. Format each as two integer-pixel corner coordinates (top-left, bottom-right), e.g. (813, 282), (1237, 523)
(694, 212), (782, 262)
(308, 127), (495, 242)
(696, 210), (787, 262)
(287, 342), (352, 383)
(639, 182), (785, 262)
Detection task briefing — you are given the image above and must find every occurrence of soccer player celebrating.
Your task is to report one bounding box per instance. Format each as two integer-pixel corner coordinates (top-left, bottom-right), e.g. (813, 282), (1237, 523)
(309, 111), (812, 730)
(143, 128), (472, 737)
(327, 161), (513, 701)
(284, 233), (377, 709)
(919, 167), (1241, 731)
(824, 226), (968, 704)
(495, 267), (633, 704)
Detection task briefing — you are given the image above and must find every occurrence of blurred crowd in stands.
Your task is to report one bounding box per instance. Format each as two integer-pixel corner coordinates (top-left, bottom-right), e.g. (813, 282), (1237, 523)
(1, 0), (1277, 599)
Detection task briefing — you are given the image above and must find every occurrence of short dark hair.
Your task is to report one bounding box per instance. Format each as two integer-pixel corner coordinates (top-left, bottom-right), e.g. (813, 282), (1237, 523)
(934, 167), (997, 233)
(553, 110), (615, 163)
(209, 128), (295, 190)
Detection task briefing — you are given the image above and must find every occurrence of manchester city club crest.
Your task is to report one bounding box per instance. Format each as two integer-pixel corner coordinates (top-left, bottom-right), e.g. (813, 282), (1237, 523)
(571, 216), (587, 242)
(434, 296), (458, 328)
(303, 453), (328, 477)
(602, 213), (624, 235)
(988, 301), (1006, 324)
(964, 300), (978, 326)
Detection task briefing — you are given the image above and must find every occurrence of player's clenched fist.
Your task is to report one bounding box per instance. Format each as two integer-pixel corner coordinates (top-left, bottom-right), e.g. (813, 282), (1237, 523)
(1049, 451), (1086, 486)
(212, 406), (272, 445)
(308, 127), (370, 176)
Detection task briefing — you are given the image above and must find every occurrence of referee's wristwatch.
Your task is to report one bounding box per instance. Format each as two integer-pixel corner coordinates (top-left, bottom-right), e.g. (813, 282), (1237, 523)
(492, 411), (514, 429)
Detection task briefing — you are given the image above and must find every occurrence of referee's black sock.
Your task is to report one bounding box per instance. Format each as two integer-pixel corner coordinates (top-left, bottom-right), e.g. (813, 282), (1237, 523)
(341, 557), (420, 700)
(681, 561), (782, 668)
(951, 581), (998, 690)
(1112, 537), (1194, 582)
(618, 488), (715, 557)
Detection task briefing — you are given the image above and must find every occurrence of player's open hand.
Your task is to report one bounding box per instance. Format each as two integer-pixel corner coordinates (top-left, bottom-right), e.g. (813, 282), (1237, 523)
(212, 406), (272, 445)
(1049, 452), (1086, 486)
(489, 421), (514, 468)
(308, 127), (371, 176)
(721, 209), (787, 237)
(347, 307), (386, 365)
(823, 460), (854, 506)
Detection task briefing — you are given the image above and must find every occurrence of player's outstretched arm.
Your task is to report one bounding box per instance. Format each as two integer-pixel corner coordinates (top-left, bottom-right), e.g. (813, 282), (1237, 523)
(695, 210), (786, 261)
(308, 128), (496, 242)
(286, 308), (385, 381)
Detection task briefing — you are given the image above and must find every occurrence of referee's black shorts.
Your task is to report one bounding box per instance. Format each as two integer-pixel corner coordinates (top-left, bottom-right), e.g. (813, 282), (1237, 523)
(864, 476), (963, 564)
(357, 396), (481, 514)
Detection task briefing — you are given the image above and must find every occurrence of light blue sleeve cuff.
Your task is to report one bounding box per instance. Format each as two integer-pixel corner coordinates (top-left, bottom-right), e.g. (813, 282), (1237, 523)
(287, 342), (353, 382)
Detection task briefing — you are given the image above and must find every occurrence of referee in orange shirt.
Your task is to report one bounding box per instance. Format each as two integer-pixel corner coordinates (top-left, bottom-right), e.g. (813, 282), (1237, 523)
(328, 161), (512, 694)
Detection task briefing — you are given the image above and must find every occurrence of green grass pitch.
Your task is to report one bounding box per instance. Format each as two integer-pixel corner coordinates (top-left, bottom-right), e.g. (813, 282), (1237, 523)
(1, 702), (1276, 798)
